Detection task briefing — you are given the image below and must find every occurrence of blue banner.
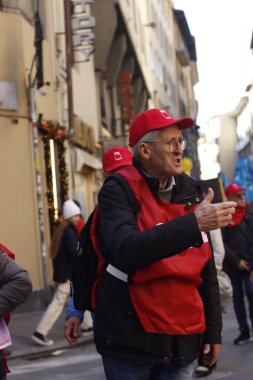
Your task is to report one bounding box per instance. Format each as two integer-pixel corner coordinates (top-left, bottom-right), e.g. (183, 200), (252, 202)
(233, 157), (253, 203)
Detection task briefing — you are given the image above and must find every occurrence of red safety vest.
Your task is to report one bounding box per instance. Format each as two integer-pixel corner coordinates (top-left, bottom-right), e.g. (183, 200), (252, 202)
(118, 166), (212, 335)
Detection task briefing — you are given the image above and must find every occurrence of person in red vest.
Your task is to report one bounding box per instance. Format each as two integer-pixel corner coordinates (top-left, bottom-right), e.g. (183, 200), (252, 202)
(222, 183), (253, 345)
(65, 109), (237, 380)
(0, 244), (32, 379)
(64, 146), (133, 339)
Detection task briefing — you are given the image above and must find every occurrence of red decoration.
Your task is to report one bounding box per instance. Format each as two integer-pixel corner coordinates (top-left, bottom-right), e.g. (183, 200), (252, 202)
(120, 72), (135, 124)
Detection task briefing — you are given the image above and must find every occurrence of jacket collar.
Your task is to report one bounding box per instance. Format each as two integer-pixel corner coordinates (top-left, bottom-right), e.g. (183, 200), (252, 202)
(133, 157), (201, 202)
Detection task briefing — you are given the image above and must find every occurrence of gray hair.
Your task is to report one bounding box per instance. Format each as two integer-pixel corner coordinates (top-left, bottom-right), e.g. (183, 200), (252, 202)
(132, 130), (159, 159)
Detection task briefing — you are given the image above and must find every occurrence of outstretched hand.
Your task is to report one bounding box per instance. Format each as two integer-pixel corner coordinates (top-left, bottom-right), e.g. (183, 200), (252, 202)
(194, 188), (237, 233)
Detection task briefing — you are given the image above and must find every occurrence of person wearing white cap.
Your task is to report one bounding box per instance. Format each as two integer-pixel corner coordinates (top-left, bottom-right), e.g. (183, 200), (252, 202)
(31, 200), (82, 346)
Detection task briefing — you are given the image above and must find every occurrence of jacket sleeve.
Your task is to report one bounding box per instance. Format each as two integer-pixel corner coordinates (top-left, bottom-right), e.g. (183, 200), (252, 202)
(209, 229), (225, 271)
(98, 177), (204, 274)
(65, 294), (84, 321)
(198, 257), (222, 344)
(0, 251), (32, 318)
(221, 228), (241, 269)
(63, 226), (79, 263)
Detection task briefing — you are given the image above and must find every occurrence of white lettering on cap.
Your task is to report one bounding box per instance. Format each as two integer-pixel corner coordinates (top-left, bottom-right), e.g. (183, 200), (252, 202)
(160, 110), (172, 119)
(114, 151), (123, 161)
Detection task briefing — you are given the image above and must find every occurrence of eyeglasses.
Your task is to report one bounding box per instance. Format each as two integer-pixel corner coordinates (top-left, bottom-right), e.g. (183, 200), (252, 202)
(144, 138), (187, 152)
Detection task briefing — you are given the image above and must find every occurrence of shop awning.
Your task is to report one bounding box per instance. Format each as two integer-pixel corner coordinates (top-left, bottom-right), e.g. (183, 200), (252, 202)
(75, 147), (102, 171)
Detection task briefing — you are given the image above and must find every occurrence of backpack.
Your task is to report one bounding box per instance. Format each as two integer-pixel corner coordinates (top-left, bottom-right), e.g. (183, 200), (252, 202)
(71, 172), (140, 312)
(71, 206), (105, 312)
(216, 269), (233, 300)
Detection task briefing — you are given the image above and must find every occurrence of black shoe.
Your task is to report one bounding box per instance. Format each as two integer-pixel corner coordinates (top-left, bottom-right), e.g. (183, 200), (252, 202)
(234, 329), (251, 345)
(31, 331), (54, 346)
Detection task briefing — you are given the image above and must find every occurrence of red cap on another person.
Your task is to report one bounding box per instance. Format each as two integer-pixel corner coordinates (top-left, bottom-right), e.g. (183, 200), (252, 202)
(129, 108), (195, 147)
(102, 147), (132, 172)
(225, 183), (244, 196)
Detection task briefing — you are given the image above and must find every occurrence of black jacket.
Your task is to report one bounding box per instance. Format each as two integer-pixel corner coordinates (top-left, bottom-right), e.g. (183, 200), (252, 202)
(53, 223), (78, 283)
(94, 162), (222, 366)
(222, 204), (253, 272)
(0, 251), (32, 318)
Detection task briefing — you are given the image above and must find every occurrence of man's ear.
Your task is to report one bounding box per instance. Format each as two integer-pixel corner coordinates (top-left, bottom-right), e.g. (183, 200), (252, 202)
(138, 143), (152, 160)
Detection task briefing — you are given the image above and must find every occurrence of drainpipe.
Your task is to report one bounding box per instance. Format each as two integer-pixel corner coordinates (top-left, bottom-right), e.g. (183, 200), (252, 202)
(64, 0), (74, 137)
(28, 71), (48, 290)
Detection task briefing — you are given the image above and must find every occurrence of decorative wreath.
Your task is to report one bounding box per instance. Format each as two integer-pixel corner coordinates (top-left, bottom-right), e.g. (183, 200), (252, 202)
(38, 121), (69, 235)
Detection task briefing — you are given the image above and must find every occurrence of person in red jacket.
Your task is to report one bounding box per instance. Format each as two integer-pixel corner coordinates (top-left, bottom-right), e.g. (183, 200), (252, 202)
(222, 183), (253, 345)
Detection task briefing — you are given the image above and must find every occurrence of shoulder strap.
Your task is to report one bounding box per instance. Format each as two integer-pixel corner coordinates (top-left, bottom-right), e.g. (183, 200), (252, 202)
(0, 243), (15, 260)
(113, 166), (143, 213)
(72, 208), (98, 312)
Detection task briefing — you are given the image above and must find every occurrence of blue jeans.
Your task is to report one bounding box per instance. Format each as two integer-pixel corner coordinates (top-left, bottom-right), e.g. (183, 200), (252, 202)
(102, 356), (195, 380)
(227, 269), (253, 331)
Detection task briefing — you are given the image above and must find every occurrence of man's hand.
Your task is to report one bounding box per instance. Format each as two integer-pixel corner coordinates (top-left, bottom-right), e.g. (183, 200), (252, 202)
(194, 188), (237, 233)
(238, 259), (250, 271)
(202, 343), (221, 367)
(64, 316), (81, 345)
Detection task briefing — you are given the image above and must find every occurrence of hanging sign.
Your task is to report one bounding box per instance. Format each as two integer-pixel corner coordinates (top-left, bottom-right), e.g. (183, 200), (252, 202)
(71, 0), (95, 62)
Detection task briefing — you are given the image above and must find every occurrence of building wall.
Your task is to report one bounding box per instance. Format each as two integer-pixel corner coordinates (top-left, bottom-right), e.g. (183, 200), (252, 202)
(0, 13), (43, 289)
(119, 0), (177, 112)
(205, 114), (238, 183)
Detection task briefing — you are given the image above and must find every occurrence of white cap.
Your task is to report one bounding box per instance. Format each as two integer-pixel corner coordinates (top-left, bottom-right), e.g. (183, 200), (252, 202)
(63, 200), (81, 220)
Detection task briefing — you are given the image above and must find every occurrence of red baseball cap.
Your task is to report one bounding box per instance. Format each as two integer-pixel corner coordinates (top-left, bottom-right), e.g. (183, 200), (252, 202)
(102, 147), (132, 172)
(129, 109), (195, 147)
(225, 183), (244, 196)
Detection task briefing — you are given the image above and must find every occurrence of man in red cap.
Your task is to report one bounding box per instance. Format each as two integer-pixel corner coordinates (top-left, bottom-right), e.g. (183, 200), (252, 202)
(67, 109), (236, 380)
(222, 183), (253, 344)
(102, 146), (133, 177)
(65, 147), (133, 339)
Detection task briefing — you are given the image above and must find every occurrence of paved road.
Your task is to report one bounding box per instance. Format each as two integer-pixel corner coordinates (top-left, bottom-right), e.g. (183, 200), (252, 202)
(8, 343), (106, 380)
(8, 298), (253, 379)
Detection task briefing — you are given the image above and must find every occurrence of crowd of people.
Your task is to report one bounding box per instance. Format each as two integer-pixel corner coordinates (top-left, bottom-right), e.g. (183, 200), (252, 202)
(2, 108), (253, 380)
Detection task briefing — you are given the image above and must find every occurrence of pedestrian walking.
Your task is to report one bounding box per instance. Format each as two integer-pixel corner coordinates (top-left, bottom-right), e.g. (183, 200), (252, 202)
(222, 183), (253, 345)
(0, 244), (32, 379)
(31, 199), (82, 346)
(65, 108), (236, 380)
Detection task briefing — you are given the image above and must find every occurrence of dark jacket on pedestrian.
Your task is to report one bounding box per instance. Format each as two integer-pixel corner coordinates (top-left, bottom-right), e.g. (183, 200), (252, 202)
(0, 249), (32, 377)
(52, 223), (79, 283)
(94, 160), (222, 367)
(0, 250), (32, 317)
(222, 204), (253, 271)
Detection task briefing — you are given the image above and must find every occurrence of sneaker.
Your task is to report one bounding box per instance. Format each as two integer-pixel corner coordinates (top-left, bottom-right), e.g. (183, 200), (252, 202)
(234, 329), (251, 345)
(81, 327), (93, 335)
(31, 331), (54, 346)
(194, 365), (212, 378)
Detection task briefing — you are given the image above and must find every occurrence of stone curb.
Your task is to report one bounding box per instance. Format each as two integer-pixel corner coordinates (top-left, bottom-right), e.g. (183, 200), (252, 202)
(8, 333), (94, 360)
